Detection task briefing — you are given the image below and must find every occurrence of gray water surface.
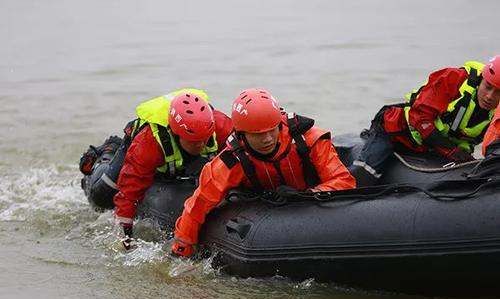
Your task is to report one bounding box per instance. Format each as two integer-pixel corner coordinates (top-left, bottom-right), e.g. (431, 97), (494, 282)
(1, 0), (499, 298)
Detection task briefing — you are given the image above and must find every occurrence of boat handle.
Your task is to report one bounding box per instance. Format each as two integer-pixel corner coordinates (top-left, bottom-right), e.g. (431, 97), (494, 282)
(226, 219), (251, 239)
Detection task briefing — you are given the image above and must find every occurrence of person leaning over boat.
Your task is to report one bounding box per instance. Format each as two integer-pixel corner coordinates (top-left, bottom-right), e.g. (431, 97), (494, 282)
(350, 56), (500, 187)
(79, 88), (232, 249)
(171, 88), (356, 257)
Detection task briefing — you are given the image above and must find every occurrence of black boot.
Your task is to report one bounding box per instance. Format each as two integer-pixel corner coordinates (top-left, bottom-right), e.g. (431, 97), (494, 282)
(348, 164), (379, 187)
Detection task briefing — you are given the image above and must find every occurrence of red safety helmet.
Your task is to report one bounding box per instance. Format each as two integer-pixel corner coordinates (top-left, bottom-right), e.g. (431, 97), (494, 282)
(231, 88), (282, 133)
(483, 55), (500, 89)
(169, 93), (215, 141)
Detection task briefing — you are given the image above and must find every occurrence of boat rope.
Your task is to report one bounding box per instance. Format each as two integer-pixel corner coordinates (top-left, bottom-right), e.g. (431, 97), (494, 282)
(309, 178), (500, 202)
(392, 152), (481, 173)
(228, 177), (500, 206)
(227, 154), (500, 206)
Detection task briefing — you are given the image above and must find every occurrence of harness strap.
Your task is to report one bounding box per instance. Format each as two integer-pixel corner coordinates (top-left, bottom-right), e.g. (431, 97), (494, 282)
(227, 135), (263, 190)
(408, 85), (425, 106)
(206, 134), (216, 147)
(205, 135), (217, 160)
(127, 118), (149, 140)
(117, 118), (151, 158)
(157, 125), (176, 176)
(157, 125), (174, 156)
(126, 117), (218, 179)
(467, 67), (482, 87)
(286, 113), (320, 188)
(220, 113), (322, 190)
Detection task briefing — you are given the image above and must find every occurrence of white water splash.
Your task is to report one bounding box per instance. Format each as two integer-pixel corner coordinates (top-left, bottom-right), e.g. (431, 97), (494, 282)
(294, 278), (315, 290)
(111, 238), (166, 267)
(0, 165), (87, 221)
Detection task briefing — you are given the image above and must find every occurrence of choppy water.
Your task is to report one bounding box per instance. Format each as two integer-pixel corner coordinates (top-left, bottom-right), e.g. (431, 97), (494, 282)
(1, 0), (499, 298)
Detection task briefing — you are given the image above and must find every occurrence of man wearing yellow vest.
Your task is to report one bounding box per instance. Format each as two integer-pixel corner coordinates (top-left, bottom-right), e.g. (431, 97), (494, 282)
(79, 88), (232, 248)
(350, 56), (500, 186)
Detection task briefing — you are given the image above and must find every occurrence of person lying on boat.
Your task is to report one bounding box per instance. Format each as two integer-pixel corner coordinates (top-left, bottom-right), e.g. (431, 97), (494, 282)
(78, 88), (232, 249)
(171, 88), (356, 257)
(349, 55), (500, 187)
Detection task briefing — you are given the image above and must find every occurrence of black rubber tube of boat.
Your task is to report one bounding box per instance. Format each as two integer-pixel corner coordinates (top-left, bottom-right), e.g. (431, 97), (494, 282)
(309, 177), (500, 202)
(229, 177), (500, 206)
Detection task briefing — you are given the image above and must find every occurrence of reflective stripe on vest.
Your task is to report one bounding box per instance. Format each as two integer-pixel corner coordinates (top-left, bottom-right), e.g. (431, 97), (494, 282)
(403, 61), (495, 152)
(132, 89), (218, 175)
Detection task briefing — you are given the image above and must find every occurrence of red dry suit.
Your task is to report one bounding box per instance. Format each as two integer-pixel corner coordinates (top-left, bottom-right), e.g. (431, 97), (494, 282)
(113, 110), (232, 224)
(382, 67), (469, 156)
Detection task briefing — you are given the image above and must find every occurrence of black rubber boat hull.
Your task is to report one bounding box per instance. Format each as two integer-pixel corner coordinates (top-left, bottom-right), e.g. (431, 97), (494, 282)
(130, 134), (500, 295)
(136, 178), (196, 231)
(198, 186), (500, 295)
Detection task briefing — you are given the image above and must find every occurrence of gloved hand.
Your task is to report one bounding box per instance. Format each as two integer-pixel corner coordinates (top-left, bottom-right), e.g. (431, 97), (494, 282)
(121, 223), (135, 251)
(171, 239), (195, 257)
(443, 147), (474, 162)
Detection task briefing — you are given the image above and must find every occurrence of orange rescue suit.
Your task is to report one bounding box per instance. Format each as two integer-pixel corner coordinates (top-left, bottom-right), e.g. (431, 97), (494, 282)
(174, 118), (356, 246)
(483, 108), (500, 155)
